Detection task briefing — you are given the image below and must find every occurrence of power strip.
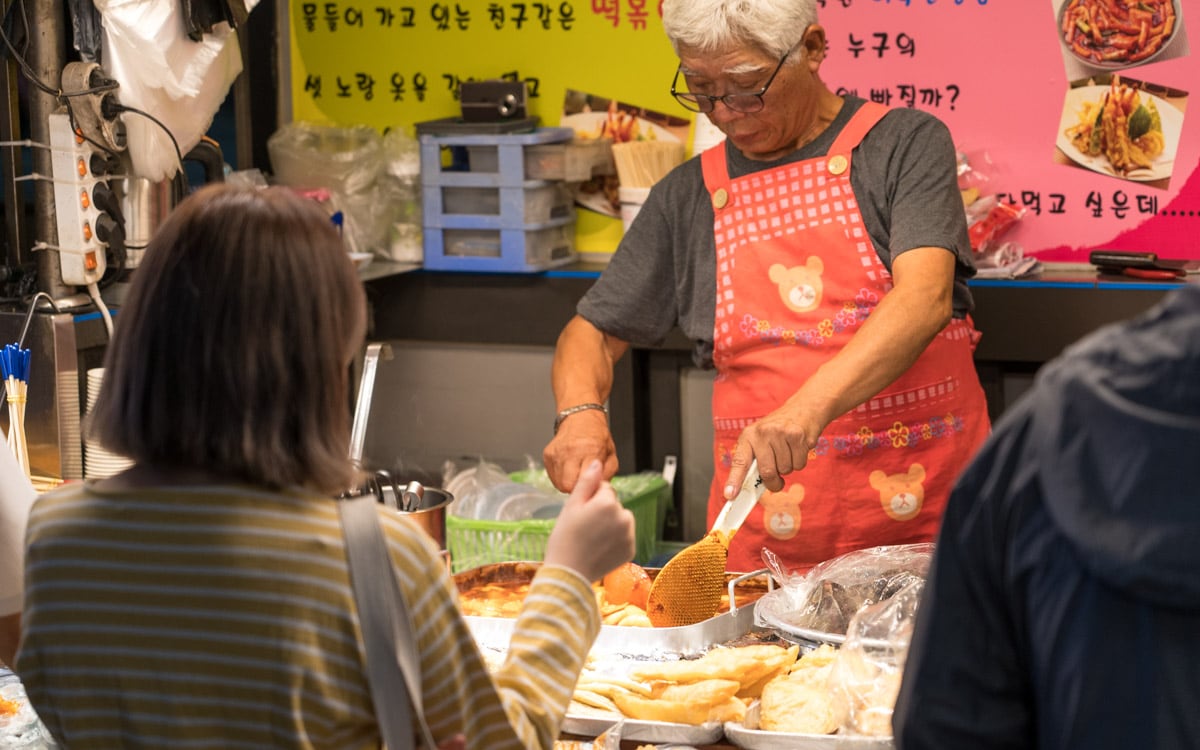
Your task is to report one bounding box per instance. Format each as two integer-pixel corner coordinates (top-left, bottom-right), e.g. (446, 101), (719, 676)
(48, 110), (110, 286)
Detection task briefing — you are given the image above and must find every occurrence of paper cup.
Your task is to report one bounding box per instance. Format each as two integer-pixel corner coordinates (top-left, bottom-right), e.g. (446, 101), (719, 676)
(619, 186), (652, 232)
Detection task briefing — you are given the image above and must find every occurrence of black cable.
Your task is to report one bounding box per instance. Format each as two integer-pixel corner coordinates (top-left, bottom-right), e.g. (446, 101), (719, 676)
(66, 105), (119, 157)
(0, 0), (53, 96)
(107, 103), (184, 177)
(0, 0), (120, 100)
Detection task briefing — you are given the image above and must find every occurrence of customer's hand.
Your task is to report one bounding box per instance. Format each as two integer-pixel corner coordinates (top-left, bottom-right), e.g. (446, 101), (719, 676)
(543, 459), (635, 582)
(543, 411), (618, 493)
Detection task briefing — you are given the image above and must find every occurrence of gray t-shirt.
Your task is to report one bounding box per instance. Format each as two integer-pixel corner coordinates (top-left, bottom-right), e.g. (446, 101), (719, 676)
(578, 97), (976, 369)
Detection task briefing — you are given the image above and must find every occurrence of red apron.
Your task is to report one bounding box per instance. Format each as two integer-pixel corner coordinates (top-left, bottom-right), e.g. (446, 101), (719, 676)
(702, 102), (991, 573)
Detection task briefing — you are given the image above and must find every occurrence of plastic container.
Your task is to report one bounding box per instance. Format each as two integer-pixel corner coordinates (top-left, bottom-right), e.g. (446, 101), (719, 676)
(445, 471), (669, 573)
(419, 127), (582, 272)
(421, 127), (575, 186)
(427, 220), (576, 271)
(440, 182), (573, 224)
(468, 138), (614, 182)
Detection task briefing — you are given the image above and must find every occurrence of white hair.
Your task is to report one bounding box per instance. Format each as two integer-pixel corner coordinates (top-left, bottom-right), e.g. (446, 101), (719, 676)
(661, 0), (819, 61)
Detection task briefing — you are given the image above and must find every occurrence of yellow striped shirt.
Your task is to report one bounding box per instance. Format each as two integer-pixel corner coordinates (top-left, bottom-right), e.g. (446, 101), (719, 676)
(16, 482), (599, 749)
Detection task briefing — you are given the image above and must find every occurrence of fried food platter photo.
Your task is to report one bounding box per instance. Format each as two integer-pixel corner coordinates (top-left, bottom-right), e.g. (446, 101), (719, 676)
(1055, 76), (1184, 183)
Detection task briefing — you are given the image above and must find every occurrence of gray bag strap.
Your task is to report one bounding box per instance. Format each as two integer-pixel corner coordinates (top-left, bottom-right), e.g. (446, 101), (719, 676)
(339, 495), (438, 750)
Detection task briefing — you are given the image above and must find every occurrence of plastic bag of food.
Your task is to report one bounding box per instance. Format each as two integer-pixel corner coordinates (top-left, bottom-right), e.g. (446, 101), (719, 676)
(377, 127), (423, 262)
(756, 543), (932, 639)
(829, 576), (923, 736)
(267, 121), (389, 255)
(966, 194), (1026, 255)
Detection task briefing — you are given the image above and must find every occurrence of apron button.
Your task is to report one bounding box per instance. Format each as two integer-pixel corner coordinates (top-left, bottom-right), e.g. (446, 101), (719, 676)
(827, 154), (848, 175)
(712, 188), (728, 209)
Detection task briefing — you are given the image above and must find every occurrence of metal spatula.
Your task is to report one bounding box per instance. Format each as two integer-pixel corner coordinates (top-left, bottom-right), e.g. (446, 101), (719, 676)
(644, 461), (766, 627)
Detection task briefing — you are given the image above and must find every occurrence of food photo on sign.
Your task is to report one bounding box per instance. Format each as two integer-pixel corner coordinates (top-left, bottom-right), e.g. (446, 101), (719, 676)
(1054, 0), (1189, 79)
(560, 89), (690, 221)
(1054, 74), (1188, 190)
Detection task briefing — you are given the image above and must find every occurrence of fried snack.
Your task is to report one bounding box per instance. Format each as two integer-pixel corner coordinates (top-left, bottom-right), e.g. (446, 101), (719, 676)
(571, 666), (654, 715)
(761, 680), (838, 734)
(576, 670), (654, 698)
(571, 688), (620, 714)
(629, 643), (799, 699)
(600, 602), (653, 627)
(611, 678), (745, 725)
(602, 562), (652, 609)
(759, 644), (840, 734)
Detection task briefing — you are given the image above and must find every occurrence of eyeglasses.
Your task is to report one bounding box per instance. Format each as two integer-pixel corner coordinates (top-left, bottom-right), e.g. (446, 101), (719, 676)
(670, 48), (793, 114)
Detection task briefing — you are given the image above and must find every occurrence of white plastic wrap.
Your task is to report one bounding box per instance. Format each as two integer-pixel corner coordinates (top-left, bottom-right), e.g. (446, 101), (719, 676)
(755, 544), (932, 646)
(96, 0), (252, 181)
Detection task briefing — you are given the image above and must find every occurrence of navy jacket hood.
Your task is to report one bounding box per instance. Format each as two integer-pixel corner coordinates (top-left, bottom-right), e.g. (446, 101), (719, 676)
(1031, 282), (1200, 609)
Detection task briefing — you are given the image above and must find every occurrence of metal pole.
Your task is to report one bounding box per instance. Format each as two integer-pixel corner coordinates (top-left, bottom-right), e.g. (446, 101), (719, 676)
(0, 0), (27, 269)
(29, 0), (71, 299)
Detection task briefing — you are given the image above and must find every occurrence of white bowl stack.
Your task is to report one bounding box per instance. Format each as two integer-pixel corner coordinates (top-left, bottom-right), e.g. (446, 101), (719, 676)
(83, 368), (134, 480)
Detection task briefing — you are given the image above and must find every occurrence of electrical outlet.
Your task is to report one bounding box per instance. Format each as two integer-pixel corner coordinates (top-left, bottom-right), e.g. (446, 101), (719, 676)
(61, 62), (126, 153)
(49, 110), (109, 286)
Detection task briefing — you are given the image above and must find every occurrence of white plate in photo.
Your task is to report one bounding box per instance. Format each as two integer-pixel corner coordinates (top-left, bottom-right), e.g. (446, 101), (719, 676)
(1056, 84), (1183, 182)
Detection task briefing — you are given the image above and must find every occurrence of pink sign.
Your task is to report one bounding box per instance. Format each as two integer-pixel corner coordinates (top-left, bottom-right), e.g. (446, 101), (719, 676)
(818, 0), (1196, 262)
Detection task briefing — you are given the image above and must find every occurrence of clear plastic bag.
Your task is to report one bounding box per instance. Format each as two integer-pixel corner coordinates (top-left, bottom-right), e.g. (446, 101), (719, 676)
(757, 543), (932, 639)
(267, 122), (389, 255)
(378, 128), (423, 262)
(829, 577), (924, 737)
(97, 0), (243, 181)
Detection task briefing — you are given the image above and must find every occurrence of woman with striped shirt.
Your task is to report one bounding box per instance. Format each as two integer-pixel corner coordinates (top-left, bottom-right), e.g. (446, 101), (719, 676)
(15, 184), (637, 750)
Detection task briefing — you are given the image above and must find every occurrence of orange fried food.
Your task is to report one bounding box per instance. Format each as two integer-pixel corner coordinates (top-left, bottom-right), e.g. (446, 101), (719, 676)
(602, 562), (652, 609)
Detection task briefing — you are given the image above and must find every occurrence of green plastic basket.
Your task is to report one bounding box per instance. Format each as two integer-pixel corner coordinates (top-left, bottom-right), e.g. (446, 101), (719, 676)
(445, 470), (668, 573)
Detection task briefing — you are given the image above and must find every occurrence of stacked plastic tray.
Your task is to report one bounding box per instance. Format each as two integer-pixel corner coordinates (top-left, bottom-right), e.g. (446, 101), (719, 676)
(419, 127), (581, 272)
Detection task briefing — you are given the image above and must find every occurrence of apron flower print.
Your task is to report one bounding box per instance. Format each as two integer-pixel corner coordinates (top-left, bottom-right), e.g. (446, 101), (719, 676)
(701, 102), (991, 573)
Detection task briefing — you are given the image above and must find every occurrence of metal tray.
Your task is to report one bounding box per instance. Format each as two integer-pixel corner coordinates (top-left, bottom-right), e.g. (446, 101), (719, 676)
(562, 704), (724, 745)
(723, 722), (893, 750)
(466, 584), (761, 659)
(460, 563), (772, 658)
(462, 565), (775, 746)
(722, 703), (894, 750)
(754, 588), (894, 650)
(753, 587), (848, 648)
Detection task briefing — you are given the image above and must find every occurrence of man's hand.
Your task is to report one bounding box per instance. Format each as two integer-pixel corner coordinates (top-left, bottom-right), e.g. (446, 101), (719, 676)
(543, 460), (636, 582)
(545, 315), (629, 492)
(542, 409), (618, 493)
(724, 404), (824, 497)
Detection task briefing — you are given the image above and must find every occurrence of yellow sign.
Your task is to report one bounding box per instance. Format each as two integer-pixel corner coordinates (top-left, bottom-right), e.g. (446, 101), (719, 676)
(286, 1), (692, 253)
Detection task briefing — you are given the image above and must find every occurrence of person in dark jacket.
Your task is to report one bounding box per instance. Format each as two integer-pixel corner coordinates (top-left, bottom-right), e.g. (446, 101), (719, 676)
(893, 281), (1200, 749)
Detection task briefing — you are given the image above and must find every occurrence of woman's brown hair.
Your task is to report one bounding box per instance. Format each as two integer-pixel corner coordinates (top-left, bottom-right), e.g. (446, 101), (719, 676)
(89, 184), (367, 495)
